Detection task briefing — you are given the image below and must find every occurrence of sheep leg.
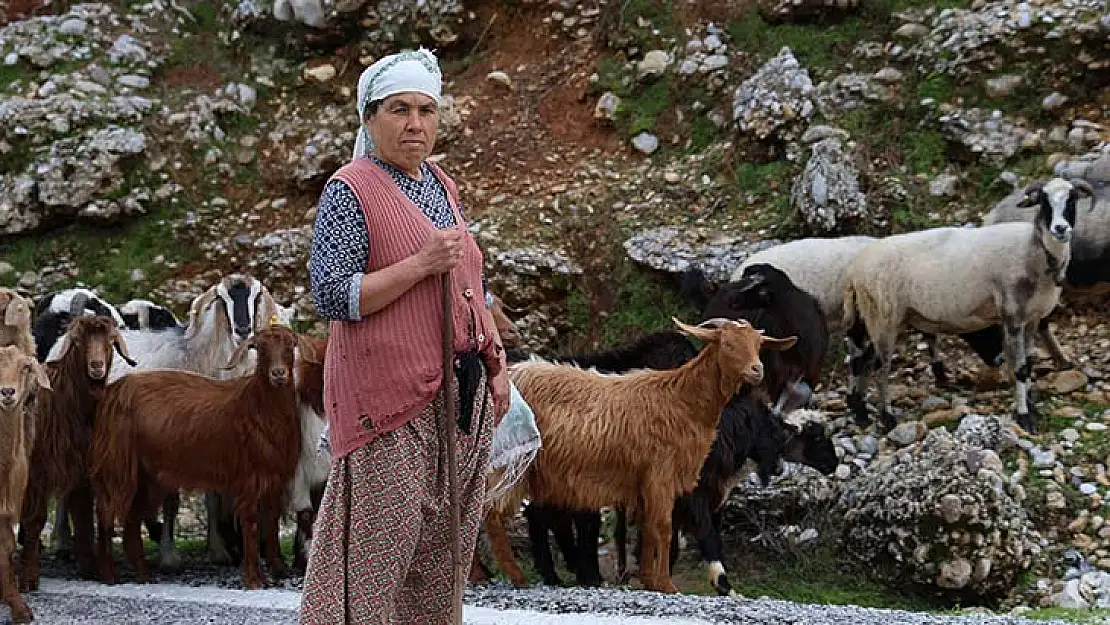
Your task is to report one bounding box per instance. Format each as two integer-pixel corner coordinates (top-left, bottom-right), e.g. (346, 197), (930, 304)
(638, 493), (678, 594)
(924, 333), (951, 389)
(571, 511), (602, 587)
(844, 323), (874, 426)
(484, 510), (529, 587)
(158, 491), (182, 572)
(873, 335), (898, 432)
(522, 503), (563, 586)
(1037, 317), (1074, 370)
(1004, 320), (1038, 434)
(2, 520), (32, 623)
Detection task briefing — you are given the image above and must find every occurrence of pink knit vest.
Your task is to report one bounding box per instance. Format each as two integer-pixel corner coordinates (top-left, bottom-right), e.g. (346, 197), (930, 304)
(323, 158), (504, 459)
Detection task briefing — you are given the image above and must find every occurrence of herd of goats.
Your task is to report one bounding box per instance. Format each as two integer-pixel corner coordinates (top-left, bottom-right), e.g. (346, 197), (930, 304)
(0, 174), (1106, 622)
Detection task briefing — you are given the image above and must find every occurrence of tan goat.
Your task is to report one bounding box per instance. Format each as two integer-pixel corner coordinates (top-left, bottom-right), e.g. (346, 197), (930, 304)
(485, 317), (796, 593)
(0, 346), (51, 623)
(0, 289), (35, 358)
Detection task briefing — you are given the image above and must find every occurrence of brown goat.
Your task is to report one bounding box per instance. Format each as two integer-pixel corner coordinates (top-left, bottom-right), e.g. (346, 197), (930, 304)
(18, 315), (136, 593)
(0, 288), (35, 358)
(486, 317), (796, 593)
(90, 325), (317, 589)
(0, 346), (50, 623)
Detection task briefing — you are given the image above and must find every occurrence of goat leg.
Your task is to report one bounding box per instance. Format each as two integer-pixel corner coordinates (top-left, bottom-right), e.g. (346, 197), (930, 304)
(614, 508), (630, 584)
(261, 497), (287, 581)
(572, 511), (602, 588)
(484, 511), (529, 587)
(122, 509), (153, 584)
(639, 494), (679, 594)
(95, 500), (119, 585)
(17, 488), (48, 593)
(522, 503), (563, 587)
(66, 483), (98, 580)
(924, 333), (951, 389)
(293, 509), (314, 572)
(51, 499), (73, 560)
(2, 521), (33, 623)
(205, 492), (236, 565)
(237, 502), (265, 590)
(158, 491), (182, 572)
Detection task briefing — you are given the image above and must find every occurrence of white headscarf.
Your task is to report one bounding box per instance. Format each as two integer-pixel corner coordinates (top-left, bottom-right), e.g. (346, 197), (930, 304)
(353, 47), (443, 160)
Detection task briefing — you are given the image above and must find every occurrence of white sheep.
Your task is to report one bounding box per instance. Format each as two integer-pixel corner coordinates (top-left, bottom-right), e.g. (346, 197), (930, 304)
(982, 176), (1104, 368)
(841, 177), (1094, 434)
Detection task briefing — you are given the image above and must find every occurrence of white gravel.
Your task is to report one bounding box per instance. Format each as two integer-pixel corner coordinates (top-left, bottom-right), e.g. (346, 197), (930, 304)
(8, 577), (1077, 625)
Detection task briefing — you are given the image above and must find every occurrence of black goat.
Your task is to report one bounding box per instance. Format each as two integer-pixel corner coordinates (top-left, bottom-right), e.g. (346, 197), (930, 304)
(685, 265), (829, 415)
(615, 396), (837, 596)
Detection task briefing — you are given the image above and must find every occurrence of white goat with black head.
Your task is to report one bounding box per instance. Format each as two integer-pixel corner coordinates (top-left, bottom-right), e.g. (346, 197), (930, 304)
(842, 177), (1094, 434)
(119, 299), (182, 331)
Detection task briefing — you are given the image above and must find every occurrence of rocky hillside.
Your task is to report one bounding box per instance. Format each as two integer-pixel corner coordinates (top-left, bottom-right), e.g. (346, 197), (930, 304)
(2, 0), (1110, 618)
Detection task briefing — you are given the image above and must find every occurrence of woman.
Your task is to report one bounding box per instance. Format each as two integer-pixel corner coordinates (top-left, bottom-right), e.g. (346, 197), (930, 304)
(300, 47), (510, 624)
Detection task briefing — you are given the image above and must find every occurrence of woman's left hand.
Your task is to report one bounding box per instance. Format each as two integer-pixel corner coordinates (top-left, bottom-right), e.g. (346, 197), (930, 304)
(491, 370), (510, 425)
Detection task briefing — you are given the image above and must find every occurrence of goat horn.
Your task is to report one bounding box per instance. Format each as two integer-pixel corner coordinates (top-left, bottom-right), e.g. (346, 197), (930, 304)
(69, 291), (89, 318)
(697, 317), (745, 329)
(111, 330), (138, 367)
(1071, 179), (1097, 202)
(1023, 179), (1048, 195)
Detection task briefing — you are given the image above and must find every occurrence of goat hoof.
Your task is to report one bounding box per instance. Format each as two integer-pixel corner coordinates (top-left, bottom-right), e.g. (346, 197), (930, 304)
(10, 602), (33, 623)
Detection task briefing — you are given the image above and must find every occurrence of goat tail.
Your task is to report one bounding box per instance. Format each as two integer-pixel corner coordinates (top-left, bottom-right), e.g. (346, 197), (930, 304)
(89, 383), (139, 523)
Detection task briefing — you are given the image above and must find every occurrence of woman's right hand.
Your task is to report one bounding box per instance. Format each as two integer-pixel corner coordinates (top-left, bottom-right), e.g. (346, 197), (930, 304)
(415, 228), (464, 277)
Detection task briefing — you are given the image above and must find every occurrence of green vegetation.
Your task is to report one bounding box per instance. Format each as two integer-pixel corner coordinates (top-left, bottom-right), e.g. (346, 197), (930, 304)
(1022, 607), (1110, 623)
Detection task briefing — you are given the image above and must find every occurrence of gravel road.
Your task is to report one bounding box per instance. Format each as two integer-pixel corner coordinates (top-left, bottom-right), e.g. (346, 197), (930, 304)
(9, 577), (1078, 625)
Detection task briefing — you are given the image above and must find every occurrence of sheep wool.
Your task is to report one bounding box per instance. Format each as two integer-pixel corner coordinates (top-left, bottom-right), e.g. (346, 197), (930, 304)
(324, 158), (504, 459)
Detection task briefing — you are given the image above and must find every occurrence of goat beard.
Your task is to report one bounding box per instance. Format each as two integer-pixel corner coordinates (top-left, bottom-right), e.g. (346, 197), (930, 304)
(88, 377), (107, 400)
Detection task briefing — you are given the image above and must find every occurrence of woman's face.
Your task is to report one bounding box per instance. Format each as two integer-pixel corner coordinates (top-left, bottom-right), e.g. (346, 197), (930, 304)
(366, 92), (439, 177)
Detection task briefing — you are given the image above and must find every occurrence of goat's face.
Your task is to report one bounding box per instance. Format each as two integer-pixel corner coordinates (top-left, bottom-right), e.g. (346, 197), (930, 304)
(0, 288), (32, 329)
(1019, 177), (1096, 243)
(702, 265), (784, 320)
(224, 326), (320, 388)
(488, 294), (522, 349)
(782, 421), (838, 475)
(53, 316), (137, 381)
(0, 346), (50, 412)
(673, 317), (797, 388)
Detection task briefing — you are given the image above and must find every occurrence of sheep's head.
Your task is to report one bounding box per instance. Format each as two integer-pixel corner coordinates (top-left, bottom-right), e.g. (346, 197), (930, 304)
(488, 293), (522, 349)
(673, 316), (797, 391)
(0, 288), (32, 331)
(50, 315), (136, 384)
(1018, 177), (1097, 243)
(0, 345), (50, 413)
(702, 265), (789, 318)
(223, 325), (319, 388)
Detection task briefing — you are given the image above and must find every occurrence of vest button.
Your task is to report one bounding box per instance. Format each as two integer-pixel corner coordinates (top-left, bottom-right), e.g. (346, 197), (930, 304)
(463, 288), (474, 299)
(477, 333), (485, 343)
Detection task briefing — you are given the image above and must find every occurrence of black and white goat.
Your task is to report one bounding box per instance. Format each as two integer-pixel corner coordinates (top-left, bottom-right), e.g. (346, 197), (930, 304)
(119, 299), (182, 331)
(843, 177), (1095, 433)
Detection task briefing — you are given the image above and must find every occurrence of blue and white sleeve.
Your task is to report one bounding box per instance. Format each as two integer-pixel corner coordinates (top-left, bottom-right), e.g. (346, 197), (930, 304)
(308, 179), (369, 322)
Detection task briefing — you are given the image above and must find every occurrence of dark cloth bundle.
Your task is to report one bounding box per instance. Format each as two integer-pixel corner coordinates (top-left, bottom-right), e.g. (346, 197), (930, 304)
(454, 350), (484, 434)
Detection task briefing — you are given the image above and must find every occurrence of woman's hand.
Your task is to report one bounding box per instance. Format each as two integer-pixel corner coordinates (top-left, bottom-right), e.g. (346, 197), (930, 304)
(491, 370), (510, 426)
(415, 228), (464, 277)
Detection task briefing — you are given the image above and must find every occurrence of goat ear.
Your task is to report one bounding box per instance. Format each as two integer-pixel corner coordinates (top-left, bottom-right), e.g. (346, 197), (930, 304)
(5, 295), (30, 327)
(183, 287), (219, 340)
(295, 333), (320, 365)
(30, 360), (52, 391)
(672, 316), (721, 342)
(48, 335), (73, 364)
(1016, 180), (1046, 208)
(761, 334), (798, 352)
(222, 337), (256, 371)
(111, 331), (138, 367)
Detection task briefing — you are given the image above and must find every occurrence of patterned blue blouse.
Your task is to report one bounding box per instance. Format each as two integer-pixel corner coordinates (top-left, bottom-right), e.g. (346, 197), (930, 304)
(309, 156), (488, 321)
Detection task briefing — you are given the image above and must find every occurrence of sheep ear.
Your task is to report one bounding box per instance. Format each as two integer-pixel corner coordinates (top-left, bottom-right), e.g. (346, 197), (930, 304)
(761, 334), (798, 351)
(1016, 180), (1046, 208)
(30, 360), (52, 391)
(222, 337), (256, 371)
(111, 330), (138, 367)
(5, 296), (30, 327)
(1072, 179), (1097, 204)
(734, 272), (766, 294)
(183, 287), (219, 340)
(672, 317), (721, 342)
